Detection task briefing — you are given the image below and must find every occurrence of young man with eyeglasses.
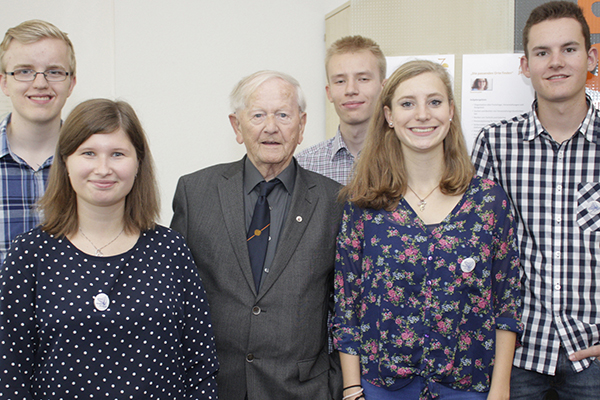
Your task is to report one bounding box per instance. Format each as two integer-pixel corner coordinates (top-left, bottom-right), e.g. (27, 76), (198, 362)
(0, 20), (76, 263)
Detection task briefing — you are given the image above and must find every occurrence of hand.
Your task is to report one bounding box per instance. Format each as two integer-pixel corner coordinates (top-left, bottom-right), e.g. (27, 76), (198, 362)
(487, 390), (509, 400)
(487, 382), (510, 400)
(569, 344), (600, 361)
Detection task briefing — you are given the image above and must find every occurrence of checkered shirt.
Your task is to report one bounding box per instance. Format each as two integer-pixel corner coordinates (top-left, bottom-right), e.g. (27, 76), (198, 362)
(471, 97), (600, 376)
(296, 128), (355, 185)
(0, 114), (52, 264)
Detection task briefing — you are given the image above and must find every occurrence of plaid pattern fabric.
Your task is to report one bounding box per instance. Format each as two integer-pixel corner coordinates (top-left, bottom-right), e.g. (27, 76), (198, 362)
(471, 98), (600, 376)
(0, 114), (52, 264)
(296, 129), (355, 185)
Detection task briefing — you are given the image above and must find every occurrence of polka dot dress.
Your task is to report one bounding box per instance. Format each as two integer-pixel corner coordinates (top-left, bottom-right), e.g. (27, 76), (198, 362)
(0, 225), (218, 399)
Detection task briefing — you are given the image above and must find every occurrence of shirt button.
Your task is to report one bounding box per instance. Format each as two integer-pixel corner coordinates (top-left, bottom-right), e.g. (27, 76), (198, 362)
(554, 251), (561, 259)
(427, 280), (432, 286)
(246, 353), (254, 362)
(252, 306), (261, 315)
(557, 185), (562, 193)
(556, 216), (562, 223)
(427, 256), (433, 261)
(555, 283), (561, 291)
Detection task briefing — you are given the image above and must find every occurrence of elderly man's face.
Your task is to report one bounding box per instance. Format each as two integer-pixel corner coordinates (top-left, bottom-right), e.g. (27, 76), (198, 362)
(230, 78), (306, 180)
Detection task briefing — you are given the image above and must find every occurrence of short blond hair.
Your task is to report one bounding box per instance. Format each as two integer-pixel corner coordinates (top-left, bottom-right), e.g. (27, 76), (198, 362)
(325, 35), (386, 82)
(0, 19), (76, 76)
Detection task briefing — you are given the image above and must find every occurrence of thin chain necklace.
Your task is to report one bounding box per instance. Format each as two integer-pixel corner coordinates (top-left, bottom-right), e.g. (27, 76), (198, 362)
(79, 227), (125, 256)
(407, 184), (438, 211)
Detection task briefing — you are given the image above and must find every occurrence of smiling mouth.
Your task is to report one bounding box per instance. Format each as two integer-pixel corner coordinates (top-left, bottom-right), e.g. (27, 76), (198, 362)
(411, 127), (436, 133)
(28, 95), (53, 101)
(547, 75), (569, 80)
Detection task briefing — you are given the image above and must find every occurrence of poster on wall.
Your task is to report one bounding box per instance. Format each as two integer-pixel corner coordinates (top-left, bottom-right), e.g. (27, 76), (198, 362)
(386, 55), (455, 80)
(461, 53), (535, 152)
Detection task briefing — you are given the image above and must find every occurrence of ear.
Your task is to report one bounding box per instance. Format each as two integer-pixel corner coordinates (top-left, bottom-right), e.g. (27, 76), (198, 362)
(325, 84), (333, 103)
(67, 75), (77, 97)
(520, 55), (531, 78)
(587, 46), (599, 73)
(0, 73), (9, 97)
(297, 112), (307, 145)
(383, 105), (393, 126)
(229, 113), (244, 145)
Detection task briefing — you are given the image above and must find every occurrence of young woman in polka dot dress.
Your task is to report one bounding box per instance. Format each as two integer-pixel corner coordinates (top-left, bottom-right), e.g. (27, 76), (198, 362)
(0, 99), (219, 399)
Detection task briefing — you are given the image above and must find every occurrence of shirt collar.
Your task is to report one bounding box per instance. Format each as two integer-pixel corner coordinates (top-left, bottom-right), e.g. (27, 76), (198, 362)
(528, 95), (597, 143)
(0, 114), (11, 158)
(243, 155), (296, 195)
(330, 127), (352, 162)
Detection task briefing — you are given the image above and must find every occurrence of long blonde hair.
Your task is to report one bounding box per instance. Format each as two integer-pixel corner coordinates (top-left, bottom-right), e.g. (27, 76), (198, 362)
(341, 60), (474, 211)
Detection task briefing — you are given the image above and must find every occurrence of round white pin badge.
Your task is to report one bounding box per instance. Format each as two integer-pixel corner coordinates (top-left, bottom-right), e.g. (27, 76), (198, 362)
(588, 200), (600, 214)
(460, 258), (476, 273)
(94, 293), (110, 311)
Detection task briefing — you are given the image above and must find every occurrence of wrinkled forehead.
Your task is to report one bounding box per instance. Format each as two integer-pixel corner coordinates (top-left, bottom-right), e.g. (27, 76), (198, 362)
(246, 78), (298, 110)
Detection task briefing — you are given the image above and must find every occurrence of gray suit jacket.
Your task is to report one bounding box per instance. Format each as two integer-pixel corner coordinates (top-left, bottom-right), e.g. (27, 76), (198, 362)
(171, 158), (343, 400)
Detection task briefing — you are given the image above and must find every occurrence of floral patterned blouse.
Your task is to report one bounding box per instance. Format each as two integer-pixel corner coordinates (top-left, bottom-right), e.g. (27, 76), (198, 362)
(333, 177), (522, 399)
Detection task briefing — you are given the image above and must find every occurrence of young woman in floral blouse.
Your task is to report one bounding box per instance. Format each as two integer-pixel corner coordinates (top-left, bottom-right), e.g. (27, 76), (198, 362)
(333, 60), (522, 400)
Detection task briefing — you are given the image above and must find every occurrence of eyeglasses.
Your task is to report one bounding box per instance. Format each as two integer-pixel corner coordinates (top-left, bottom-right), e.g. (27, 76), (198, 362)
(6, 68), (71, 82)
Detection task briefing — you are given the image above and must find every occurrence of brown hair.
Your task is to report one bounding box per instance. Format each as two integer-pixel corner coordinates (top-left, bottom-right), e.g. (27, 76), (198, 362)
(0, 19), (76, 75)
(523, 1), (590, 58)
(341, 60), (474, 211)
(325, 35), (386, 82)
(39, 99), (159, 236)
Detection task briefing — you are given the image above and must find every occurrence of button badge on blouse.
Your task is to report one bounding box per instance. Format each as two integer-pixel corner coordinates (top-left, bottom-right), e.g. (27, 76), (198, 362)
(460, 258), (476, 273)
(94, 292), (110, 311)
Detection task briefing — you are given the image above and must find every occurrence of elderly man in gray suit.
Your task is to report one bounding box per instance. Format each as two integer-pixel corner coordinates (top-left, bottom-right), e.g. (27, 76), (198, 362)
(171, 70), (343, 400)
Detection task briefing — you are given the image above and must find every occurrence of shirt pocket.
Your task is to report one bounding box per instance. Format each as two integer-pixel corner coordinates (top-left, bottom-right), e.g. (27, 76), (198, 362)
(577, 182), (600, 232)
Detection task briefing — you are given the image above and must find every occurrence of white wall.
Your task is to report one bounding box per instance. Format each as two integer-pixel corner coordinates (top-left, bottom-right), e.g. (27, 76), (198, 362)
(1, 0), (344, 224)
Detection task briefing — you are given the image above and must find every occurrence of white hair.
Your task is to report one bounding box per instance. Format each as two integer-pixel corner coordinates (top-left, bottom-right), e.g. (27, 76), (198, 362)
(229, 70), (306, 113)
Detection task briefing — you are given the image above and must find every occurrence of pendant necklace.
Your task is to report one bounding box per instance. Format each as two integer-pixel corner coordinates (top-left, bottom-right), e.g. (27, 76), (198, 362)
(407, 184), (438, 211)
(79, 227), (125, 257)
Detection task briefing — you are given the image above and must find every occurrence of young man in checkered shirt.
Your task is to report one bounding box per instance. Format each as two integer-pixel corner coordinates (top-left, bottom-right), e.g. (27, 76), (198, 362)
(0, 20), (76, 263)
(472, 2), (600, 398)
(296, 36), (385, 185)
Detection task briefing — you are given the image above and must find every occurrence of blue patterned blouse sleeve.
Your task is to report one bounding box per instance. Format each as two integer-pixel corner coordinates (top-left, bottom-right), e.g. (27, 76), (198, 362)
(485, 180), (522, 333)
(333, 201), (365, 355)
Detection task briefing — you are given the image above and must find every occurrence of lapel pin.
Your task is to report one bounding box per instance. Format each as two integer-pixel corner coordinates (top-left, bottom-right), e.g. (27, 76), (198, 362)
(296, 215), (302, 222)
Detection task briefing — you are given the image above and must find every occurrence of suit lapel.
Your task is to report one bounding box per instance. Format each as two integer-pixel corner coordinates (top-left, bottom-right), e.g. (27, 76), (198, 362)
(257, 167), (317, 298)
(218, 159), (258, 295)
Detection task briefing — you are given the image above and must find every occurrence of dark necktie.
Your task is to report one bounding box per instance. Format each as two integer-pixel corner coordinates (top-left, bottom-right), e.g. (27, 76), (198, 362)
(247, 179), (279, 292)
